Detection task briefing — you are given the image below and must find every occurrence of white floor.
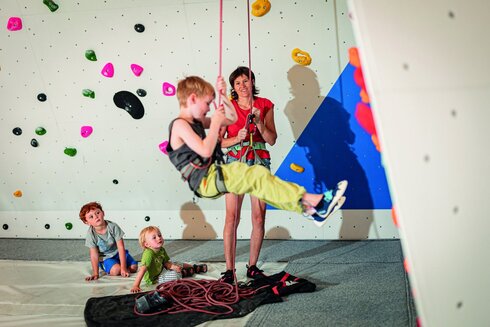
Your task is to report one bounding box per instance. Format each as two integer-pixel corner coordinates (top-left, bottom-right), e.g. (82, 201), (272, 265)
(0, 260), (287, 327)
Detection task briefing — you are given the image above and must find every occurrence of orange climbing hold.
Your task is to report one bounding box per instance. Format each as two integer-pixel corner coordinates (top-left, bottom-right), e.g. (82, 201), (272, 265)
(348, 47), (361, 68)
(360, 89), (370, 103)
(289, 163), (304, 173)
(251, 0), (271, 17)
(391, 206), (398, 227)
(371, 134), (381, 152)
(403, 257), (410, 274)
(13, 190), (22, 197)
(291, 48), (312, 66)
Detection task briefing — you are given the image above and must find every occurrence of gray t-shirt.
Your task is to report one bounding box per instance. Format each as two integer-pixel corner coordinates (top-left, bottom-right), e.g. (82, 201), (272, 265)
(85, 220), (124, 259)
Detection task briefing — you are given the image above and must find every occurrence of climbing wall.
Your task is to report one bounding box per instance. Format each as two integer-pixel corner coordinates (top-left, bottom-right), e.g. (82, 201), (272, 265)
(0, 0), (396, 240)
(348, 0), (490, 325)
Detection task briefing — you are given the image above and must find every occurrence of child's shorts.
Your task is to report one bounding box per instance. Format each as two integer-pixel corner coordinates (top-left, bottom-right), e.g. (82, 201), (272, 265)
(99, 250), (138, 274)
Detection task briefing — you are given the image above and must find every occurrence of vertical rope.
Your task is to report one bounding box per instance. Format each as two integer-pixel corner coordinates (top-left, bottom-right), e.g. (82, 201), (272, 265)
(246, 0), (253, 109)
(218, 0), (239, 299)
(218, 0), (224, 105)
(220, 1), (255, 296)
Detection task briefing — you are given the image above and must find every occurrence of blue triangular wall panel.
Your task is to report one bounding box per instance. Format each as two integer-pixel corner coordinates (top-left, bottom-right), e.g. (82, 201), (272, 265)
(273, 64), (392, 209)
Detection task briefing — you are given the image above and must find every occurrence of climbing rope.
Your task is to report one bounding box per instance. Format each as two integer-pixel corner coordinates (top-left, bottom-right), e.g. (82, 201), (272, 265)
(134, 279), (256, 316)
(134, 2), (259, 317)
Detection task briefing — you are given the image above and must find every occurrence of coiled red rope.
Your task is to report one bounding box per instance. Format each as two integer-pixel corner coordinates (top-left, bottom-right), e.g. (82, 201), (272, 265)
(134, 279), (256, 316)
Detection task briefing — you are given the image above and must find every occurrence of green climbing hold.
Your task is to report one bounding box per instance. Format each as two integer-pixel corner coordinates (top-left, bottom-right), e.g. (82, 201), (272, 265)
(85, 50), (97, 61)
(43, 0), (59, 12)
(64, 147), (77, 157)
(65, 222), (73, 230)
(82, 89), (95, 98)
(35, 127), (47, 135)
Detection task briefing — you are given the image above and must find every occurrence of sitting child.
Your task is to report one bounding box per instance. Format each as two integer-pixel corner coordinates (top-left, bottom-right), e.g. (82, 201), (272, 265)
(131, 226), (207, 293)
(80, 201), (138, 281)
(166, 76), (347, 226)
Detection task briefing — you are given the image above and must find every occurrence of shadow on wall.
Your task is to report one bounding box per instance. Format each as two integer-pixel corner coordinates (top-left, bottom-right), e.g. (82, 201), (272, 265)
(279, 65), (374, 239)
(284, 65), (325, 140)
(265, 226), (291, 239)
(180, 202), (218, 240)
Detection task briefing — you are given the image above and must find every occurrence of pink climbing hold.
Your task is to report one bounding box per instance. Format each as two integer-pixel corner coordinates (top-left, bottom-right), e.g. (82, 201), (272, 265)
(159, 140), (168, 155)
(131, 64), (144, 77)
(7, 17), (22, 31)
(162, 82), (176, 96)
(81, 125), (93, 138)
(101, 62), (114, 78)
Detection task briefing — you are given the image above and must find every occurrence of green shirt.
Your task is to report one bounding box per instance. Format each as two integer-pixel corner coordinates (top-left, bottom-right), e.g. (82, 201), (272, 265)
(141, 247), (170, 285)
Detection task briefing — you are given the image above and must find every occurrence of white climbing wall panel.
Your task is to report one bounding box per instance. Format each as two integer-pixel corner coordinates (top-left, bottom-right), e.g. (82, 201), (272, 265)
(0, 0), (398, 240)
(348, 0), (490, 325)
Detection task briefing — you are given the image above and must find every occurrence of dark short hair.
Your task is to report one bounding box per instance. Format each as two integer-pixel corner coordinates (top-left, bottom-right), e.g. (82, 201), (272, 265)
(229, 66), (259, 100)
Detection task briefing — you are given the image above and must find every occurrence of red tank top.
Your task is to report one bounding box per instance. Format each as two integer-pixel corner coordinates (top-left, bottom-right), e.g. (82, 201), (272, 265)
(226, 97), (274, 161)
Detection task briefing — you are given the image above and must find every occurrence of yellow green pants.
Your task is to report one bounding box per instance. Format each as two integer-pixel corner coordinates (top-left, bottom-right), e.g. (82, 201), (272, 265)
(197, 161), (306, 214)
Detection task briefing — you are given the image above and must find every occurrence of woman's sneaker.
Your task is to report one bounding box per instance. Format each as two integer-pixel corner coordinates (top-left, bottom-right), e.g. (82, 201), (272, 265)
(219, 269), (234, 284)
(310, 180), (348, 227)
(246, 264), (267, 279)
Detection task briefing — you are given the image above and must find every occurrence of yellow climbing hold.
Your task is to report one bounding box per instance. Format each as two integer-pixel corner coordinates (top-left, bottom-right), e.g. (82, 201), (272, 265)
(291, 48), (312, 66)
(13, 190), (22, 197)
(251, 0), (271, 17)
(290, 163), (304, 173)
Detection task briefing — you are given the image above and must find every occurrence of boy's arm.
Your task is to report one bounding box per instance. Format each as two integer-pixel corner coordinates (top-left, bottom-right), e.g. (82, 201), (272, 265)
(130, 265), (146, 293)
(116, 239), (129, 277)
(86, 247), (100, 281)
(172, 116), (224, 158)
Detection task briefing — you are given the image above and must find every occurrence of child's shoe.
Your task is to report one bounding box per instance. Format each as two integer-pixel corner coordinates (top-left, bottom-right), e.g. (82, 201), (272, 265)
(246, 264), (267, 279)
(181, 266), (194, 278)
(193, 263), (208, 274)
(219, 269), (234, 284)
(310, 180), (348, 227)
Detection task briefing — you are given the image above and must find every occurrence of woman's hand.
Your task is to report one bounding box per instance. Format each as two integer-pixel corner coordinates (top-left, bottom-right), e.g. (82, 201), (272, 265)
(252, 107), (262, 125)
(236, 128), (248, 142)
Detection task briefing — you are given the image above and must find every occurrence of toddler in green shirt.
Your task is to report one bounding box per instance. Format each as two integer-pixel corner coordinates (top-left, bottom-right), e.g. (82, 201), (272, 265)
(131, 226), (207, 293)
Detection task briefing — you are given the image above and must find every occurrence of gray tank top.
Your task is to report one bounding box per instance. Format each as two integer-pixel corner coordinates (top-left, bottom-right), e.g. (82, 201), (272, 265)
(166, 118), (224, 194)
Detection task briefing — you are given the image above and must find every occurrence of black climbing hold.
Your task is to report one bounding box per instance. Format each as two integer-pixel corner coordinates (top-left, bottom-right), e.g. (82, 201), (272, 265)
(144, 216), (150, 222)
(113, 91), (145, 119)
(136, 88), (147, 97)
(13, 127), (22, 135)
(45, 224), (50, 229)
(2, 224), (8, 230)
(134, 24), (145, 33)
(37, 93), (47, 102)
(31, 138), (39, 147)
(113, 179), (119, 184)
